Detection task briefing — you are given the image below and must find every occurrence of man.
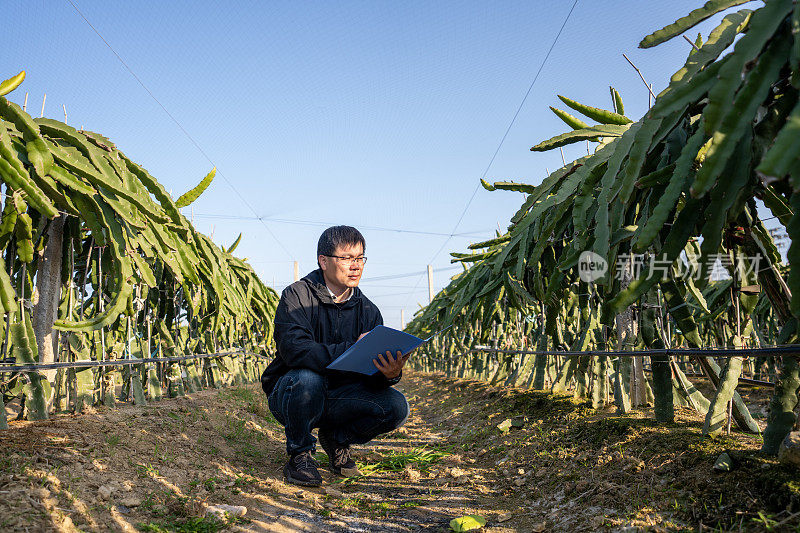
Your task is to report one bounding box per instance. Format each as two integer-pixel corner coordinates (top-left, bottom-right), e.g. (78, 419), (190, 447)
(261, 226), (410, 487)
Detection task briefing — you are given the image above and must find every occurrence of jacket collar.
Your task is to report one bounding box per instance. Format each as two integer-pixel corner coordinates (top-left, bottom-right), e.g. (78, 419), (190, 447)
(303, 269), (363, 307)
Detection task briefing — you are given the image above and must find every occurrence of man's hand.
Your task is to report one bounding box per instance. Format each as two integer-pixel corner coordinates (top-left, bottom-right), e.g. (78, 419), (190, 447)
(373, 350), (408, 379)
(358, 332), (369, 341)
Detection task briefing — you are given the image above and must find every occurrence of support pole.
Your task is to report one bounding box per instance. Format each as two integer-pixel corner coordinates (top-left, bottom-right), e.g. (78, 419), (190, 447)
(33, 215), (66, 410)
(294, 261), (299, 282)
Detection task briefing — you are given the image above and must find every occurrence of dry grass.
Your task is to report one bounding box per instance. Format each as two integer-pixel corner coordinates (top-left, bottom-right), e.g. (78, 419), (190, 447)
(0, 372), (796, 532)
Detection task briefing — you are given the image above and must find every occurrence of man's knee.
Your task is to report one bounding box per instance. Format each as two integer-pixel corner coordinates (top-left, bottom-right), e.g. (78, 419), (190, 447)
(386, 390), (410, 429)
(284, 369), (326, 403)
(287, 368), (325, 388)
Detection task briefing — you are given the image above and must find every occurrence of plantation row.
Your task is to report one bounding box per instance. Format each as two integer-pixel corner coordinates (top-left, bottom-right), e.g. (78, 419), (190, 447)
(0, 73), (278, 422)
(407, 0), (800, 456)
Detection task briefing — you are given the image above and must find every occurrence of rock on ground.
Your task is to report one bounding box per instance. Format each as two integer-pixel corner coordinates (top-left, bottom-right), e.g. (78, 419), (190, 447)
(778, 430), (800, 468)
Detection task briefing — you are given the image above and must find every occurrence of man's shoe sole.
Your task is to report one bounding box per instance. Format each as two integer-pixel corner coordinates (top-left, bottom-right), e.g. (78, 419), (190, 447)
(334, 466), (363, 478)
(284, 474), (322, 487)
(283, 466), (322, 487)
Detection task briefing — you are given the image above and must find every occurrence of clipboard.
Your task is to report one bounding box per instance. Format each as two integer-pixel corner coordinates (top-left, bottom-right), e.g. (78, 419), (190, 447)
(326, 325), (447, 375)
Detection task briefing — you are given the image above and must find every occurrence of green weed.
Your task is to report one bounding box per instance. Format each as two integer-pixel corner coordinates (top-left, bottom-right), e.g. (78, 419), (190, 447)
(751, 511), (779, 530)
(342, 446), (450, 485)
(220, 386), (279, 425)
(136, 462), (160, 478)
(218, 414), (269, 461)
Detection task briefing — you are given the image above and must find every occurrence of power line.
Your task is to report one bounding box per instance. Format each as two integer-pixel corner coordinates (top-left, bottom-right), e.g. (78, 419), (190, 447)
(429, 0), (580, 266)
(366, 290), (427, 298)
(361, 266), (461, 283)
(192, 213), (493, 238)
(270, 266), (463, 291)
(353, 283), (429, 289)
(64, 0), (294, 260)
(403, 0), (580, 310)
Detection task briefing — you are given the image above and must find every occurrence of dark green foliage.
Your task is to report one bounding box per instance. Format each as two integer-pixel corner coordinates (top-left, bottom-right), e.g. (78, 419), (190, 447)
(408, 0), (797, 444)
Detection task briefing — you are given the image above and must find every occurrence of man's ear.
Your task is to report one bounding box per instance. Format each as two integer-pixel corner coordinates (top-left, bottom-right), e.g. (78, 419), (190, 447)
(319, 255), (328, 271)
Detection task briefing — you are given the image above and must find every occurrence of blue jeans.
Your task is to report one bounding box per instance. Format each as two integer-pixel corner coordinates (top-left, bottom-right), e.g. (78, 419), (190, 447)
(267, 369), (409, 455)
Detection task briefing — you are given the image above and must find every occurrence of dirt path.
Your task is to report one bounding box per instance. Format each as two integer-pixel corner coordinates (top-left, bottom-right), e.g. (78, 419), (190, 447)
(0, 372), (797, 532)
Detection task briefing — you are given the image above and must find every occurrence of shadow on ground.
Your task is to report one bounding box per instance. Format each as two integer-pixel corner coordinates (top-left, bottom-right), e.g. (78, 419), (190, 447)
(0, 372), (797, 532)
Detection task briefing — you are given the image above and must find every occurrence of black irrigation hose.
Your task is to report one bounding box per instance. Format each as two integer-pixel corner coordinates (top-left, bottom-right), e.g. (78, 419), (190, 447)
(642, 368), (775, 388)
(0, 351), (271, 373)
(448, 345), (800, 358)
(8, 345), (795, 374)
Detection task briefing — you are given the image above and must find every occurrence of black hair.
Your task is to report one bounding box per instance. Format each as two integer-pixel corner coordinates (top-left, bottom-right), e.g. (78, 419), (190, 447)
(317, 226), (365, 266)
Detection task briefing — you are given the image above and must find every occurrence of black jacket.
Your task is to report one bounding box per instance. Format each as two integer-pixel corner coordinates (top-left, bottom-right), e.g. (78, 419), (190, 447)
(261, 269), (400, 395)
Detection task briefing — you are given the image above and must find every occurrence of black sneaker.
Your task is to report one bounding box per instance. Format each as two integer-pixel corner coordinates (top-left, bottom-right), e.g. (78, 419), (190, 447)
(318, 430), (362, 477)
(283, 451), (322, 487)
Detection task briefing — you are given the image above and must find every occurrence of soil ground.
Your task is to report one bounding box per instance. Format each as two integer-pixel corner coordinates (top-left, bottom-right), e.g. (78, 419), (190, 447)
(0, 371), (798, 532)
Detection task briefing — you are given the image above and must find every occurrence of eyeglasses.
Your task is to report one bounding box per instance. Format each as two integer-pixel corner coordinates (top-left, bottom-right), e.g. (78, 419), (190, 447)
(326, 255), (367, 266)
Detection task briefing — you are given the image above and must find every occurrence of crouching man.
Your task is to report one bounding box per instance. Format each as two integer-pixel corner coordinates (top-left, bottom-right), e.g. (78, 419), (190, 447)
(261, 226), (410, 487)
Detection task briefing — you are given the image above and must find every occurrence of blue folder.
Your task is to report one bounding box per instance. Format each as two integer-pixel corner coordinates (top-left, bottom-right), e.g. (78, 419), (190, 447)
(326, 325), (432, 375)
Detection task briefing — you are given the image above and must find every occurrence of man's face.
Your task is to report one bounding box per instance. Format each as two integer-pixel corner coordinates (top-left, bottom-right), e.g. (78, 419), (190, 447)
(319, 243), (365, 290)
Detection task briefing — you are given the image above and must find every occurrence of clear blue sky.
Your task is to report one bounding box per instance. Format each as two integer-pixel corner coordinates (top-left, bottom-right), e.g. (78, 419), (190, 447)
(4, 1), (760, 328)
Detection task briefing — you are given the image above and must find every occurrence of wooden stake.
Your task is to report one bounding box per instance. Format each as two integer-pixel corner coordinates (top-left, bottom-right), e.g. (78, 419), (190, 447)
(98, 250), (106, 402)
(20, 263), (25, 315)
(22, 92), (28, 112)
(609, 86), (617, 113)
(559, 147), (566, 166)
(622, 54), (657, 100)
(726, 398), (733, 434)
(63, 104), (68, 124)
(683, 34), (701, 51)
(126, 316), (132, 402)
(293, 261), (299, 282)
(40, 93), (46, 118)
